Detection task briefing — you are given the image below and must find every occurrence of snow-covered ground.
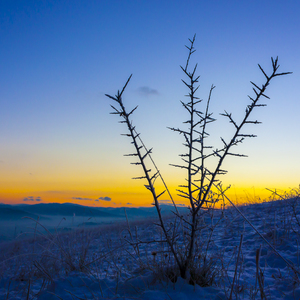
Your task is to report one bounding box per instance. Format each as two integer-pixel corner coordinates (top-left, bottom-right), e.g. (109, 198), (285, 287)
(1, 197), (300, 299)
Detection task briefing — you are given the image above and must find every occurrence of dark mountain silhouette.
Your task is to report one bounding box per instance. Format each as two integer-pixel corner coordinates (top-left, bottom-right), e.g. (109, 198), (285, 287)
(0, 204), (41, 220)
(0, 203), (187, 221)
(14, 203), (120, 218)
(94, 204), (187, 219)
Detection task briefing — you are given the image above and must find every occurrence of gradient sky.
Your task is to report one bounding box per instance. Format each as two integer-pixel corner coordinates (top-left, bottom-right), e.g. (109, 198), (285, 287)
(0, 0), (299, 207)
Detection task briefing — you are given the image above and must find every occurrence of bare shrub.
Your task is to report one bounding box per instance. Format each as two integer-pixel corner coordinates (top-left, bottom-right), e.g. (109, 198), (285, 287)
(105, 35), (291, 284)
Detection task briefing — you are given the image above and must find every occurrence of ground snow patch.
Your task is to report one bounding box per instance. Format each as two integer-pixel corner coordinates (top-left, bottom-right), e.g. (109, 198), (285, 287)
(1, 199), (300, 299)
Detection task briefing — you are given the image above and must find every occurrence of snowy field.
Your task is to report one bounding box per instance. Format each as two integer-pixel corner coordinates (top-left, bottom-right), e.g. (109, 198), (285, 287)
(1, 197), (300, 299)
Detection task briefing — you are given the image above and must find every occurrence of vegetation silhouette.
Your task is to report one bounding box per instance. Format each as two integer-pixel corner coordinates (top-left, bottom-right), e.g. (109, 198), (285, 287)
(106, 35), (291, 282)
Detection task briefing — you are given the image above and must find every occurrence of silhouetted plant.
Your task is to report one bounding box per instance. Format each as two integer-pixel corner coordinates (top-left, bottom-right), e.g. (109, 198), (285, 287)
(105, 35), (291, 281)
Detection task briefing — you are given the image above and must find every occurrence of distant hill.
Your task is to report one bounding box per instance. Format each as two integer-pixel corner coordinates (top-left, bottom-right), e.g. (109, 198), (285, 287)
(93, 204), (188, 219)
(0, 203), (188, 221)
(14, 203), (121, 218)
(94, 206), (155, 219)
(0, 205), (41, 220)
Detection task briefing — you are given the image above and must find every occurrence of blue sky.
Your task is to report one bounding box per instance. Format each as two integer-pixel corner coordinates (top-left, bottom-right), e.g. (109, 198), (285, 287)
(0, 0), (299, 206)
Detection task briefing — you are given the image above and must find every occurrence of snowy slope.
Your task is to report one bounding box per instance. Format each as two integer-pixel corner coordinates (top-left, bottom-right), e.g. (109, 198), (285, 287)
(1, 198), (300, 299)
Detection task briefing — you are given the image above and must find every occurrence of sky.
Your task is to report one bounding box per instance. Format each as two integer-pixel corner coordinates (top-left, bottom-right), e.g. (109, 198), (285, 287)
(0, 0), (299, 207)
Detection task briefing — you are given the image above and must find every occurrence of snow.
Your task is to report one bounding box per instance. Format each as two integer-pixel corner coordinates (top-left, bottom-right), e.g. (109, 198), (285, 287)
(1, 198), (300, 299)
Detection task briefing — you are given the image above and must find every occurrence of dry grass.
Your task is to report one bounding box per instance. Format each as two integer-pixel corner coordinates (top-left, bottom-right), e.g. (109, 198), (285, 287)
(1, 193), (300, 299)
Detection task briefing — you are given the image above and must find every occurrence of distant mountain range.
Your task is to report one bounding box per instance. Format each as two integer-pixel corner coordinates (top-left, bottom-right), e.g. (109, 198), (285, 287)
(0, 205), (41, 220)
(0, 203), (187, 221)
(14, 203), (118, 218)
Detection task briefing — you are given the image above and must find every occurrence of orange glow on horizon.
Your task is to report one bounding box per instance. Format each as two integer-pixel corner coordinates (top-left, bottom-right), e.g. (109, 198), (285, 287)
(1, 182), (297, 208)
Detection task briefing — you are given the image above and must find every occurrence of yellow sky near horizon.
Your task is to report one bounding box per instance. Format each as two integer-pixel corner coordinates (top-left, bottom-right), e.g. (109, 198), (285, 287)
(1, 169), (298, 207)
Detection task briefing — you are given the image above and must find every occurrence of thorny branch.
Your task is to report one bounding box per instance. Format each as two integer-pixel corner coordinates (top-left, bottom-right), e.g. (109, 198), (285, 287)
(105, 78), (184, 274)
(106, 35), (291, 279)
